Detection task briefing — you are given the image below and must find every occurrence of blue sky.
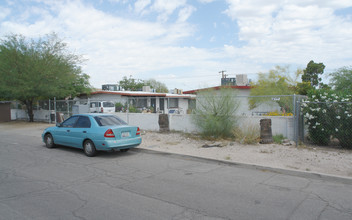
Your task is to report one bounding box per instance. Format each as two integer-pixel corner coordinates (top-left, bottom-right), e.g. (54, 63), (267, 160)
(1, 0), (352, 91)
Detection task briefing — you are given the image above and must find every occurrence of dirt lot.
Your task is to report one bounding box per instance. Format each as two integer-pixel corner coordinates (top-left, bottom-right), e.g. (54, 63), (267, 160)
(1, 121), (351, 178)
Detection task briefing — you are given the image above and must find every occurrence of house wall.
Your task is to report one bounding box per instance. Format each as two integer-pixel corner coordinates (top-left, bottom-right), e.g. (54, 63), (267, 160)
(83, 93), (127, 104)
(78, 93), (193, 114)
(196, 89), (281, 116)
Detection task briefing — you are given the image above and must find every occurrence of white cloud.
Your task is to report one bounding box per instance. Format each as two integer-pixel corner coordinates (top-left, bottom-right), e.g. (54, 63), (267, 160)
(1, 0), (352, 90)
(177, 5), (196, 22)
(223, 0), (352, 70)
(0, 6), (11, 21)
(151, 0), (187, 22)
(134, 0), (151, 15)
(197, 0), (216, 3)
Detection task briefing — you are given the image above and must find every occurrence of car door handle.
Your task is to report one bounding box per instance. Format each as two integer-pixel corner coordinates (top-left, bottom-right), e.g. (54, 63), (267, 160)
(83, 131), (87, 133)
(67, 130), (70, 132)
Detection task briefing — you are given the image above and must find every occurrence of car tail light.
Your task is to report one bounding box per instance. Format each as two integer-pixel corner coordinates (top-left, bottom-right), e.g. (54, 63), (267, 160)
(104, 129), (115, 138)
(100, 107), (103, 113)
(136, 127), (140, 136)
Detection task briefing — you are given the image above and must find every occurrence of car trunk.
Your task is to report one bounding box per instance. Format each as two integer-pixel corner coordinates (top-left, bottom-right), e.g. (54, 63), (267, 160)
(110, 126), (137, 139)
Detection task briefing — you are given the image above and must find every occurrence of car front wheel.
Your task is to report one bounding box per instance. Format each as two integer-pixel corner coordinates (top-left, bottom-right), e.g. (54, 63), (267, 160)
(44, 134), (55, 148)
(83, 140), (97, 157)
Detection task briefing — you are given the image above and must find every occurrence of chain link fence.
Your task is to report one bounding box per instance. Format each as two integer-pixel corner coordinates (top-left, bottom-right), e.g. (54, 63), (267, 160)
(299, 101), (352, 148)
(9, 95), (318, 146)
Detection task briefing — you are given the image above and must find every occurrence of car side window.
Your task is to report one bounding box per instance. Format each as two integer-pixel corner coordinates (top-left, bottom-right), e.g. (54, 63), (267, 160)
(61, 116), (79, 128)
(75, 116), (91, 128)
(90, 102), (97, 108)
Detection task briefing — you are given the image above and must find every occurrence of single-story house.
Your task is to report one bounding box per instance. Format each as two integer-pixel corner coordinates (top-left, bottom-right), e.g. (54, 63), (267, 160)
(77, 90), (196, 114)
(184, 85), (281, 116)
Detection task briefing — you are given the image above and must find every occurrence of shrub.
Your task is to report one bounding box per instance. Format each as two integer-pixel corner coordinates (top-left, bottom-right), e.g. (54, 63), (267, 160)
(115, 102), (125, 112)
(302, 89), (352, 148)
(128, 105), (141, 113)
(273, 134), (285, 144)
(192, 88), (240, 139)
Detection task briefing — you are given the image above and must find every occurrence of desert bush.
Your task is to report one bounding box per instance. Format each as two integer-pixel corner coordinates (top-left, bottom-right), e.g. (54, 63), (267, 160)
(233, 124), (260, 144)
(302, 89), (352, 148)
(192, 88), (240, 139)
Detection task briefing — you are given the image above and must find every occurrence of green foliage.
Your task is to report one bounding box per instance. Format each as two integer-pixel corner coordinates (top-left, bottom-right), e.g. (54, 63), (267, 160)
(119, 76), (144, 91)
(144, 78), (169, 93)
(0, 33), (91, 121)
(302, 89), (352, 148)
(233, 124), (260, 144)
(329, 66), (352, 93)
(273, 134), (285, 144)
(115, 102), (126, 112)
(249, 65), (298, 113)
(301, 60), (325, 88)
(192, 88), (240, 139)
(295, 81), (314, 95)
(128, 105), (141, 113)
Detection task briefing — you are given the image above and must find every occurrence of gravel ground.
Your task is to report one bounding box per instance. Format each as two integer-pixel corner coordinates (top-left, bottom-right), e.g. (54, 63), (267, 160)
(139, 131), (352, 178)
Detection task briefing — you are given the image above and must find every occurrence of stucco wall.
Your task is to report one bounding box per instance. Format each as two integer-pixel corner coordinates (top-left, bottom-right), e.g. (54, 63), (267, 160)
(115, 113), (294, 139)
(11, 109), (295, 140)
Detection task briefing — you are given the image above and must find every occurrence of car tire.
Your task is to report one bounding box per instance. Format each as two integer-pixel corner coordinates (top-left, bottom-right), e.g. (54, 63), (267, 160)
(83, 140), (97, 157)
(44, 134), (56, 148)
(120, 149), (129, 152)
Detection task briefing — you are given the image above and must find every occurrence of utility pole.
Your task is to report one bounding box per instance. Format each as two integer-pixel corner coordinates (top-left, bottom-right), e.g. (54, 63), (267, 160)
(219, 70), (227, 78)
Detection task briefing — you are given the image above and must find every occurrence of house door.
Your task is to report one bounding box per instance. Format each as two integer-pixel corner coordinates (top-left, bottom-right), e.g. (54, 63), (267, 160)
(151, 98), (156, 113)
(159, 98), (164, 112)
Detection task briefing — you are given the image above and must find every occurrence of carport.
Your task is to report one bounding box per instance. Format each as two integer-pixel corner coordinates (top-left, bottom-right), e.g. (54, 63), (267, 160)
(0, 101), (11, 122)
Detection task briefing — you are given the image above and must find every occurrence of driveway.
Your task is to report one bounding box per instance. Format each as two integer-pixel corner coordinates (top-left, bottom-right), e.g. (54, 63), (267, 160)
(1, 122), (352, 220)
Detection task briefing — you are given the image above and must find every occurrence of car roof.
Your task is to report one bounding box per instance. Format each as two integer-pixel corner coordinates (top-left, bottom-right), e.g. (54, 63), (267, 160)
(73, 113), (116, 117)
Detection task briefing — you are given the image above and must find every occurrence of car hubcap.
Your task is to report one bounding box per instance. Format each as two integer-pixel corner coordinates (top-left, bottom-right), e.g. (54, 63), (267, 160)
(85, 143), (92, 154)
(46, 136), (52, 145)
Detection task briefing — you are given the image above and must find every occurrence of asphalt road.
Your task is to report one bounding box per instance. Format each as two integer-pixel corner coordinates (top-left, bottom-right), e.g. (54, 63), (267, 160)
(1, 123), (352, 220)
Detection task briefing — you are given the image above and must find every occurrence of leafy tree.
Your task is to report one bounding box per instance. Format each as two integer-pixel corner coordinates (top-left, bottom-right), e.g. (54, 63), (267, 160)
(329, 66), (352, 93)
(119, 75), (144, 91)
(249, 65), (298, 113)
(0, 33), (91, 122)
(301, 60), (325, 88)
(144, 78), (169, 93)
(295, 81), (314, 95)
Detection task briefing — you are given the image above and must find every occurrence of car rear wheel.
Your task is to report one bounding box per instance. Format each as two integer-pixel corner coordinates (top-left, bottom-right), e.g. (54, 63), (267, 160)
(83, 140), (97, 157)
(44, 134), (55, 148)
(120, 149), (129, 152)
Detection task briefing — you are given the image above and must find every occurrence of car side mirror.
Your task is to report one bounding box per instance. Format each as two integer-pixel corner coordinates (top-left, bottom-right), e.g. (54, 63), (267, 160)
(56, 122), (62, 127)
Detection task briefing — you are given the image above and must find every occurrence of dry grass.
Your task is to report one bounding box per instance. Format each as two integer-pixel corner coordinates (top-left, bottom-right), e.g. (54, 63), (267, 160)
(233, 124), (260, 145)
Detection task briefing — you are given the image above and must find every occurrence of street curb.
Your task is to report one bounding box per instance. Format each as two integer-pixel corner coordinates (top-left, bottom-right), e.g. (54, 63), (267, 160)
(133, 148), (352, 185)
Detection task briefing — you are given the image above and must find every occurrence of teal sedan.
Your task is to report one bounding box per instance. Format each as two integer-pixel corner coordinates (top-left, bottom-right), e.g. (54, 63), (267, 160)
(42, 114), (142, 157)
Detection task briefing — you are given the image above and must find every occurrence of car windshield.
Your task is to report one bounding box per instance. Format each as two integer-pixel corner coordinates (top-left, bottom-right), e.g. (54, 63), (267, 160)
(94, 115), (127, 126)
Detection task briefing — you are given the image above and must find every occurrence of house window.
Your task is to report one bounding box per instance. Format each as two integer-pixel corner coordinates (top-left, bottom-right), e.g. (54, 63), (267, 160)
(136, 98), (147, 108)
(169, 98), (178, 108)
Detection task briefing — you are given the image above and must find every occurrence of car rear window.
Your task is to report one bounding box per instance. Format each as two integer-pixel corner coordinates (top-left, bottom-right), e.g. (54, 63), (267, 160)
(94, 115), (127, 126)
(103, 102), (115, 107)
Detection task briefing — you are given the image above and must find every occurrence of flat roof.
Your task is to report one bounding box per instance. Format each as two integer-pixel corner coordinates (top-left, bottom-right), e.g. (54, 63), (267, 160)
(87, 91), (196, 99)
